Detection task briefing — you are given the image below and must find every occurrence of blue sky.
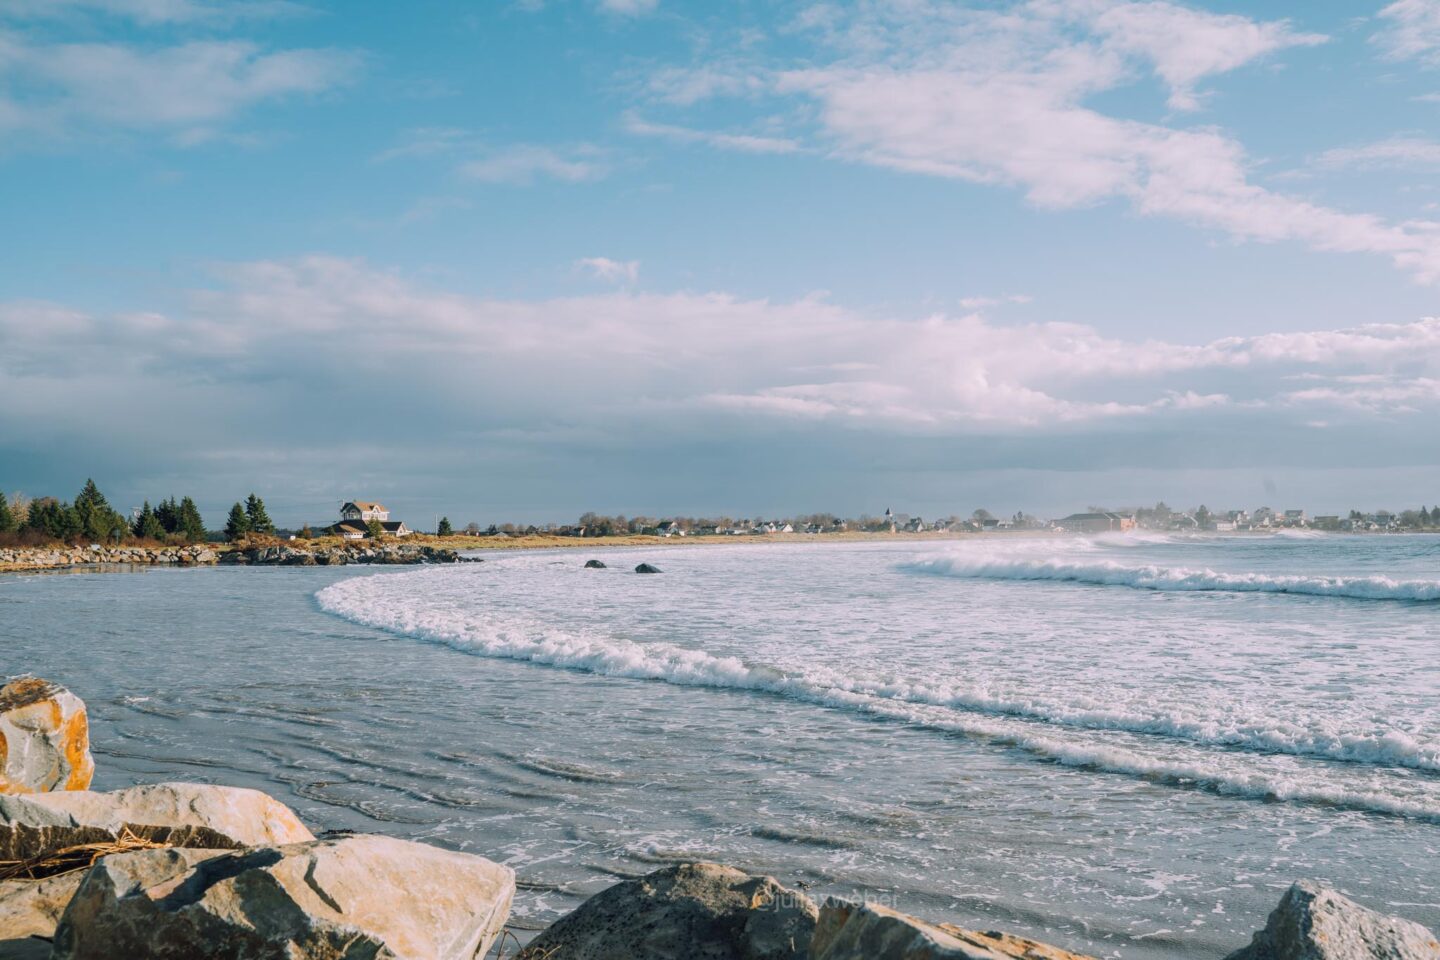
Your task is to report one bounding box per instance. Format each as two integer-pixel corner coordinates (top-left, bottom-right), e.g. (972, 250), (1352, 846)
(3, 0), (1440, 526)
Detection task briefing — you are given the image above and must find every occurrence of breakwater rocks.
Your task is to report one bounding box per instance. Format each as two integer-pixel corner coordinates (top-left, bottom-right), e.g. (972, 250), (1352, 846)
(3, 678), (1438, 960)
(0, 543), (478, 573)
(0, 545), (217, 571)
(220, 544), (475, 566)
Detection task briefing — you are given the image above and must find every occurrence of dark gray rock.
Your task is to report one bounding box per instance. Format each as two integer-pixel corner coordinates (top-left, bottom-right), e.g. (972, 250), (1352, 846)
(584, 560), (607, 569)
(1224, 881), (1439, 960)
(526, 862), (815, 960)
(634, 563), (662, 574)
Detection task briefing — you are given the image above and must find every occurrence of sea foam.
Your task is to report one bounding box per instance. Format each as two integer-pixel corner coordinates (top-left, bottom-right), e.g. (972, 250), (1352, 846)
(316, 569), (1440, 822)
(901, 556), (1440, 602)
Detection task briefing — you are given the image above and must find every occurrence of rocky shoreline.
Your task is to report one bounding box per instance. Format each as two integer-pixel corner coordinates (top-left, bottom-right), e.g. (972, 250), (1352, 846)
(2, 678), (1437, 960)
(0, 543), (475, 573)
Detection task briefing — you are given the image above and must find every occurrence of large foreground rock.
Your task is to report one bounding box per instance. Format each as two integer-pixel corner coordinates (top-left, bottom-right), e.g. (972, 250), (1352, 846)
(0, 782), (314, 861)
(51, 834), (515, 960)
(527, 862), (816, 960)
(0, 678), (93, 794)
(1224, 881), (1440, 960)
(810, 899), (1097, 960)
(0, 873), (85, 957)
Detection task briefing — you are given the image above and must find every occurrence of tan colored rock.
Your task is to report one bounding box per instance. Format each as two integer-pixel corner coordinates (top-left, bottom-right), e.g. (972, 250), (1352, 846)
(810, 899), (1098, 960)
(526, 862), (817, 960)
(51, 834), (515, 960)
(1224, 881), (1440, 960)
(0, 678), (94, 795)
(0, 872), (84, 946)
(0, 782), (314, 861)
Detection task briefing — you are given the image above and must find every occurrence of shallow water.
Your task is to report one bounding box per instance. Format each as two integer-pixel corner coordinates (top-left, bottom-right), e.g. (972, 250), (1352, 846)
(2, 533), (1437, 958)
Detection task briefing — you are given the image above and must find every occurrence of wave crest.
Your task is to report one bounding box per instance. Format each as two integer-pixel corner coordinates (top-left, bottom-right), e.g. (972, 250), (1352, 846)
(901, 556), (1440, 602)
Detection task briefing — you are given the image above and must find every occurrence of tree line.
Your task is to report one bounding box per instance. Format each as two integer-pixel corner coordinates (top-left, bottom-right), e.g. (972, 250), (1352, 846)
(0, 480), (205, 546)
(0, 480), (282, 546)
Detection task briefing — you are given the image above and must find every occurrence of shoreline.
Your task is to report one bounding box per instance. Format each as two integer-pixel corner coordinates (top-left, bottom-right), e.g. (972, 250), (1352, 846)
(5, 527), (1434, 574)
(0, 529), (1010, 574)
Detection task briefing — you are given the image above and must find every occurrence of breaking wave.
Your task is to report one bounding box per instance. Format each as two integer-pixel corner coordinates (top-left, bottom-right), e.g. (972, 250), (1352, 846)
(901, 556), (1440, 602)
(317, 571), (1440, 822)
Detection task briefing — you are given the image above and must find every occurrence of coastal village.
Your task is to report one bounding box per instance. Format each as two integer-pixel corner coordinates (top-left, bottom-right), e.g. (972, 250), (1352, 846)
(4, 483), (1438, 550)
(417, 503), (1440, 540)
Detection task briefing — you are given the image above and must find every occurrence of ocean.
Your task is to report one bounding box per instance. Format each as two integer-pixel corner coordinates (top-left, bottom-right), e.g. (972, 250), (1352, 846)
(2, 532), (1436, 958)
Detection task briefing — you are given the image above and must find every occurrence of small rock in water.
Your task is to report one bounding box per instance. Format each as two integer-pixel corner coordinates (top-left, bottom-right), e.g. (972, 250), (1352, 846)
(525, 862), (815, 960)
(634, 563), (662, 574)
(1223, 881), (1440, 960)
(584, 559), (607, 569)
(50, 834), (515, 960)
(0, 677), (94, 794)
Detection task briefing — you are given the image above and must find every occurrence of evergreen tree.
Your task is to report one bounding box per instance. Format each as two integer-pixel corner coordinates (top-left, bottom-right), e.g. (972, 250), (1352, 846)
(244, 494), (275, 534)
(366, 518), (384, 539)
(26, 498), (81, 541)
(178, 497), (206, 542)
(224, 502), (251, 541)
(155, 497), (179, 534)
(133, 501), (166, 540)
(437, 516), (453, 536)
(0, 491), (13, 534)
(73, 479), (126, 542)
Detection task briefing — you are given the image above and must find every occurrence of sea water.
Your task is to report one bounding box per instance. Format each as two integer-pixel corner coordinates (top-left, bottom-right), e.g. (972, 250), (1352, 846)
(2, 533), (1436, 958)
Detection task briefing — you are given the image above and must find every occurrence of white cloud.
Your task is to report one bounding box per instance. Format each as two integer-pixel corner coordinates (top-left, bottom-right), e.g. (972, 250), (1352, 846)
(1313, 136), (1440, 172)
(598, 0), (657, 16)
(1088, 1), (1324, 110)
(623, 113), (801, 154)
(577, 257), (640, 284)
(0, 0), (305, 24)
(458, 143), (607, 184)
(631, 1), (1440, 283)
(643, 64), (768, 106)
(0, 35), (359, 140)
(959, 294), (1033, 310)
(1373, 0), (1440, 65)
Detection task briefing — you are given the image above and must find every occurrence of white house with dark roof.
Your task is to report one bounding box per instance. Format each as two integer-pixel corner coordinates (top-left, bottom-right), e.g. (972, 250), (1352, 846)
(341, 501), (390, 522)
(332, 501), (411, 538)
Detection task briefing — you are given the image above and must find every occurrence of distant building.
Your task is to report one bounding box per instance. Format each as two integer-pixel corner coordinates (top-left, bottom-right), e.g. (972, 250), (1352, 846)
(331, 500), (411, 539)
(341, 501), (390, 523)
(1058, 512), (1136, 533)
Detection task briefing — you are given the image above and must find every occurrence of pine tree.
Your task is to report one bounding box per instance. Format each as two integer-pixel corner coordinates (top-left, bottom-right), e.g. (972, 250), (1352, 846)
(366, 518), (384, 539)
(224, 502), (251, 542)
(73, 479), (126, 542)
(0, 491), (13, 534)
(155, 497), (179, 534)
(437, 516), (453, 536)
(27, 499), (81, 541)
(244, 494), (275, 534)
(133, 501), (166, 540)
(178, 497), (206, 542)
